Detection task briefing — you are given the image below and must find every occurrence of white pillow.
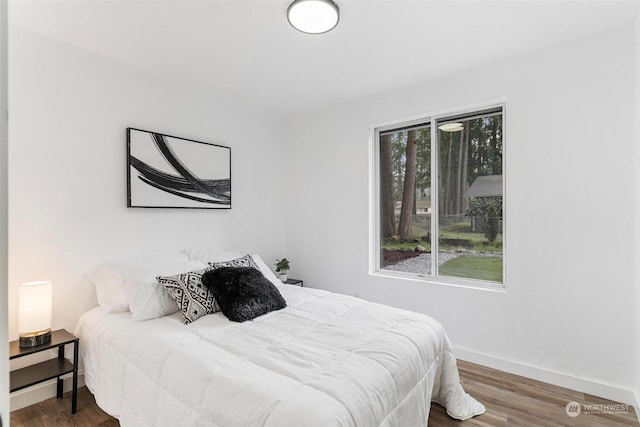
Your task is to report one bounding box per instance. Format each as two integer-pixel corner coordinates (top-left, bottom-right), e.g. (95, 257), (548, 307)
(181, 248), (243, 263)
(87, 252), (189, 312)
(251, 254), (283, 287)
(125, 260), (207, 321)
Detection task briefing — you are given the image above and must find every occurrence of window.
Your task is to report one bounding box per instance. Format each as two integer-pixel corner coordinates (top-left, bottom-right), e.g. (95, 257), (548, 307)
(373, 106), (504, 287)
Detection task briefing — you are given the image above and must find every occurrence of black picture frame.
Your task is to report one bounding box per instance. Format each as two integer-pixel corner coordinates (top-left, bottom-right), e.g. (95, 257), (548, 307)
(127, 128), (231, 209)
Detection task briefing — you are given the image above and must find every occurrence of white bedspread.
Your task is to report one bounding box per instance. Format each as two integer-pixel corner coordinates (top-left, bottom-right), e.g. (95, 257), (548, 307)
(76, 285), (484, 426)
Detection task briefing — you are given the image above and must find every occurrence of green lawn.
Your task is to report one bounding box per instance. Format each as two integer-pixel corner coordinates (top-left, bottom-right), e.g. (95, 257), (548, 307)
(439, 255), (503, 283)
(382, 219), (502, 254)
(439, 221), (502, 253)
(382, 238), (430, 252)
(381, 218), (503, 283)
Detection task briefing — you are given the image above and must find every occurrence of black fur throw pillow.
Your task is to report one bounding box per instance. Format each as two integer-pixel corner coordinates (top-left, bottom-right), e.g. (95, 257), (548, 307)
(202, 267), (286, 322)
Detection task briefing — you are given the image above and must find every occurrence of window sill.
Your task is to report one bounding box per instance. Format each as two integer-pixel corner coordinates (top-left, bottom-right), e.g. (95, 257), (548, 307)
(370, 269), (507, 293)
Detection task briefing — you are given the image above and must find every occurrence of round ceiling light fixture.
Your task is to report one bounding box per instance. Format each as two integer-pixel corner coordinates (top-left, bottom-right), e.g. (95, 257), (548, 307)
(438, 122), (464, 132)
(287, 0), (340, 34)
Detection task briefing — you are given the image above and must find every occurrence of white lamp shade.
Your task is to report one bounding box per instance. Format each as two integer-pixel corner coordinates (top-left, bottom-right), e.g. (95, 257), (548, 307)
(18, 281), (52, 335)
(288, 0), (339, 34)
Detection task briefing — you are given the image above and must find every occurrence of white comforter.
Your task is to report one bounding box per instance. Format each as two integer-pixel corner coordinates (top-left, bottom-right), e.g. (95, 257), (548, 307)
(76, 285), (484, 426)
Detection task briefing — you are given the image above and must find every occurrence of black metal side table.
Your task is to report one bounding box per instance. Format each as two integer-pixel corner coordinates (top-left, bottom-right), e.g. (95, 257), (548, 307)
(285, 278), (304, 287)
(9, 329), (79, 414)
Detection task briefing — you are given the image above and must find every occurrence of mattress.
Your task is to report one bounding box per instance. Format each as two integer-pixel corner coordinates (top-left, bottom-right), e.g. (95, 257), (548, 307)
(76, 284), (484, 426)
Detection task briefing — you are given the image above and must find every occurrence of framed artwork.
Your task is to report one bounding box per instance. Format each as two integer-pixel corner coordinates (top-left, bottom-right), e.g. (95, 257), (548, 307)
(127, 128), (231, 209)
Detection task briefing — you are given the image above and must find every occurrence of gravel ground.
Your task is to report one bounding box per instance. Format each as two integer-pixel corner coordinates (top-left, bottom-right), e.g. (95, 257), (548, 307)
(384, 252), (461, 274)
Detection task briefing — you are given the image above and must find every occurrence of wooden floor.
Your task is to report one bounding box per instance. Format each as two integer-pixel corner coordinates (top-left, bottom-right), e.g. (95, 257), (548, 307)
(11, 360), (639, 427)
(10, 386), (118, 427)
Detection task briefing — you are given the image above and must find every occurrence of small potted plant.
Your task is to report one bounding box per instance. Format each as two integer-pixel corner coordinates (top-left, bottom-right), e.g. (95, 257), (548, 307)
(275, 258), (290, 282)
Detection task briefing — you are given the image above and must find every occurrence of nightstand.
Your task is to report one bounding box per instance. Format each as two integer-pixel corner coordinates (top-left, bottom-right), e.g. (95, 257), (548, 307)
(9, 329), (79, 414)
(285, 278), (303, 287)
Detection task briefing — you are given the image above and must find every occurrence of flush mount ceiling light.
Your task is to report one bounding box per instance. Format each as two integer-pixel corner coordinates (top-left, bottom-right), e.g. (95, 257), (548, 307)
(438, 122), (464, 132)
(287, 0), (340, 34)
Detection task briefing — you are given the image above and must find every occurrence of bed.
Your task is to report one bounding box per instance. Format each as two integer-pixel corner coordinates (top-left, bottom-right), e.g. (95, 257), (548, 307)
(75, 250), (485, 426)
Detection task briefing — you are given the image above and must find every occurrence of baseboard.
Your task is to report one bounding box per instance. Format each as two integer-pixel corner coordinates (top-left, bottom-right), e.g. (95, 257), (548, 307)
(453, 347), (637, 407)
(10, 373), (85, 412)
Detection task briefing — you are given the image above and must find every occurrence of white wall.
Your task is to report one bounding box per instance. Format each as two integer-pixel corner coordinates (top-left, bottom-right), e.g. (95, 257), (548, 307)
(8, 27), (287, 340)
(285, 26), (636, 402)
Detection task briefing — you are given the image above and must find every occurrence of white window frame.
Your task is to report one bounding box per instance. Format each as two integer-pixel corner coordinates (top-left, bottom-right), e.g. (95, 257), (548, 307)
(369, 102), (507, 291)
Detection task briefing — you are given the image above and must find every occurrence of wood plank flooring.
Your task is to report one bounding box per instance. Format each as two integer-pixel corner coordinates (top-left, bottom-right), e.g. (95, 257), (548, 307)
(429, 361), (638, 427)
(11, 360), (639, 426)
(10, 386), (118, 427)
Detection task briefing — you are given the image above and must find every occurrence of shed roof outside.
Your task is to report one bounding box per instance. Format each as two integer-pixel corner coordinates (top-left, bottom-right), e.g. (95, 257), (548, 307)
(465, 175), (503, 197)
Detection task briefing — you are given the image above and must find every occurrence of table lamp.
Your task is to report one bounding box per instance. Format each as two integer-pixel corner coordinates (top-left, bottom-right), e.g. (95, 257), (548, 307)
(18, 280), (52, 348)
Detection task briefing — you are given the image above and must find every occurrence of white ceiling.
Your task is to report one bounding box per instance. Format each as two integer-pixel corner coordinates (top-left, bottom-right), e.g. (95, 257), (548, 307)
(9, 0), (640, 117)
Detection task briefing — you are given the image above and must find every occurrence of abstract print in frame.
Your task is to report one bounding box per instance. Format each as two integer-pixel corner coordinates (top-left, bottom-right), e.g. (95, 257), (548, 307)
(127, 128), (231, 209)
